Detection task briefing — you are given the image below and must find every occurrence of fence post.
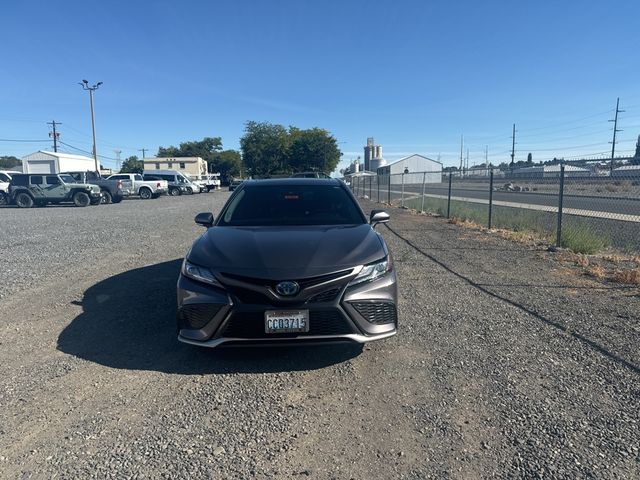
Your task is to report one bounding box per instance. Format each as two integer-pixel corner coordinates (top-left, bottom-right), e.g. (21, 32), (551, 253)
(556, 164), (565, 248)
(401, 173), (405, 207)
(488, 169), (494, 229)
(420, 172), (426, 213)
(377, 176), (380, 203)
(388, 174), (391, 205)
(369, 176), (372, 199)
(446, 172), (453, 219)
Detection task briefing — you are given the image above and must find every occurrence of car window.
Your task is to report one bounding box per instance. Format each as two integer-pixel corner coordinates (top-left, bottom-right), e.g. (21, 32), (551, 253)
(0, 173), (10, 182)
(134, 174), (143, 181)
(31, 176), (43, 185)
(219, 184), (365, 226)
(46, 176), (61, 185)
(11, 175), (28, 186)
(59, 175), (76, 183)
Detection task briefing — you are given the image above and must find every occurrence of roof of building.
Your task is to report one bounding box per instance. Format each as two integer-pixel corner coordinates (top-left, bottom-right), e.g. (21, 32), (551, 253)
(383, 153), (442, 167)
(24, 150), (94, 161)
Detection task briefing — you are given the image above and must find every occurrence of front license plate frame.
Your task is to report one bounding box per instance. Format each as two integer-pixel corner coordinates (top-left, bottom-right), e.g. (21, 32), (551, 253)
(264, 310), (310, 334)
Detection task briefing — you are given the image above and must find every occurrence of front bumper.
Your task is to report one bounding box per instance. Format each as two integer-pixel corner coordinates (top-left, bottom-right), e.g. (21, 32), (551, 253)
(176, 269), (398, 348)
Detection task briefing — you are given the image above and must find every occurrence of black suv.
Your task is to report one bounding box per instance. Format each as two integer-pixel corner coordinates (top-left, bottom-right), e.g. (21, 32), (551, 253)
(9, 173), (102, 208)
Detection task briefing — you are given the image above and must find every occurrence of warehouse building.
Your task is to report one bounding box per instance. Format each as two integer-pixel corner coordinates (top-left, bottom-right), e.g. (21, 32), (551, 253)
(512, 164), (591, 178)
(377, 154), (442, 184)
(21, 150), (96, 174)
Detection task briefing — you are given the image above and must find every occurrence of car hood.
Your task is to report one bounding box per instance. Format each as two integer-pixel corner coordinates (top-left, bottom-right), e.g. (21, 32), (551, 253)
(188, 224), (386, 279)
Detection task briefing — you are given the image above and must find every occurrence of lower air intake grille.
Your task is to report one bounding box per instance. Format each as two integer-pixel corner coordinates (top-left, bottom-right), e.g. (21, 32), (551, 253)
(178, 304), (222, 329)
(350, 302), (397, 325)
(221, 309), (354, 338)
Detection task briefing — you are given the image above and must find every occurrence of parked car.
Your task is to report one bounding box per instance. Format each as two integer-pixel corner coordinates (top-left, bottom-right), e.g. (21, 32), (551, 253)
(107, 173), (168, 199)
(228, 179), (243, 191)
(201, 173), (221, 192)
(63, 171), (132, 204)
(143, 170), (200, 196)
(0, 170), (20, 205)
(184, 174), (207, 193)
(177, 178), (397, 348)
(8, 173), (102, 208)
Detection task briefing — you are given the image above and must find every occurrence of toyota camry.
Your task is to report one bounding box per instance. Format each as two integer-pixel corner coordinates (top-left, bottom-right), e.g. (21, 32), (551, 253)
(177, 178), (397, 347)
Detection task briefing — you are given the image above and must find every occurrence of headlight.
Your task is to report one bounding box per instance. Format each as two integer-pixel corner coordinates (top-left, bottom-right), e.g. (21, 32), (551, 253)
(181, 259), (224, 288)
(348, 257), (390, 287)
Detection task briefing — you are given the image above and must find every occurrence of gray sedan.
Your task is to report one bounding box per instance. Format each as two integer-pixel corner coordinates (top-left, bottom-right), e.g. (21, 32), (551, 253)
(177, 178), (397, 348)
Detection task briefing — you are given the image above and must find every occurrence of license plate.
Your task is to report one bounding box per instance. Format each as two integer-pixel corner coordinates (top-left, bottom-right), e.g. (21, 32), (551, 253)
(265, 310), (310, 334)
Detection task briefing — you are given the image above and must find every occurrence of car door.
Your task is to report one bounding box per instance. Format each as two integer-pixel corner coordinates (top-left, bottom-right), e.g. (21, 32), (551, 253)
(45, 175), (68, 199)
(28, 175), (47, 200)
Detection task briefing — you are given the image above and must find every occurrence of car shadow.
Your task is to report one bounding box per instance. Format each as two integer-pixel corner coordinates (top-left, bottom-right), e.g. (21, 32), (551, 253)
(57, 259), (362, 374)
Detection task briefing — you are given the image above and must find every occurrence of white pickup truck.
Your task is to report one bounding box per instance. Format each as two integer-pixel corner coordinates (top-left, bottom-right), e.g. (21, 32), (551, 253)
(106, 173), (168, 199)
(0, 170), (20, 205)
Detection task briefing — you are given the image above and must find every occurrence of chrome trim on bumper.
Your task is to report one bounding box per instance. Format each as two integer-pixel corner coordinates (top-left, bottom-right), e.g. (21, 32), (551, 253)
(177, 330), (397, 348)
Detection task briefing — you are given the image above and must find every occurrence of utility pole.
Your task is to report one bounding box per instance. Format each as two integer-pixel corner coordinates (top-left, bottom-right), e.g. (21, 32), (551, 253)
(79, 80), (102, 172)
(609, 97), (624, 173)
(466, 148), (469, 172)
(139, 148), (148, 159)
(510, 123), (516, 167)
(459, 135), (464, 173)
(114, 149), (122, 172)
(47, 120), (61, 152)
(485, 145), (489, 169)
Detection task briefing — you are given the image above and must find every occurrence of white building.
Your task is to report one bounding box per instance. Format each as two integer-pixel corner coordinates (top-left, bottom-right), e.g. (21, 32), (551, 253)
(512, 164), (591, 178)
(612, 164), (640, 177)
(21, 150), (96, 174)
(377, 154), (442, 184)
(144, 157), (208, 179)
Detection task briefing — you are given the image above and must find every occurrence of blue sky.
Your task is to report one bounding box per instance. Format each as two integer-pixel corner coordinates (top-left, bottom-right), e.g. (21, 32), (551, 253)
(1, 0), (639, 173)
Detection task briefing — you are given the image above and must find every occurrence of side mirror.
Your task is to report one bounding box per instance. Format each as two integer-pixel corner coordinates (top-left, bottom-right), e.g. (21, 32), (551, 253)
(370, 209), (390, 227)
(195, 212), (214, 228)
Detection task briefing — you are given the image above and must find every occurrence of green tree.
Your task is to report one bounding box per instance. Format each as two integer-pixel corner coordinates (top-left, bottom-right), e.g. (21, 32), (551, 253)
(288, 127), (341, 174)
(120, 155), (143, 173)
(157, 137), (241, 179)
(0, 156), (21, 169)
(240, 121), (290, 176)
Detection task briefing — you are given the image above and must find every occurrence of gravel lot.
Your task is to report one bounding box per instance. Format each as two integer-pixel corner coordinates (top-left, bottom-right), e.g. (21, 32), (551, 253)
(0, 193), (638, 478)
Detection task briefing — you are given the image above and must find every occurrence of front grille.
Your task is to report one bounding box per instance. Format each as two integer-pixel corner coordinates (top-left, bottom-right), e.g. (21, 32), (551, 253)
(219, 269), (353, 290)
(226, 286), (272, 305)
(178, 304), (222, 329)
(350, 302), (397, 325)
(221, 309), (354, 338)
(307, 288), (341, 303)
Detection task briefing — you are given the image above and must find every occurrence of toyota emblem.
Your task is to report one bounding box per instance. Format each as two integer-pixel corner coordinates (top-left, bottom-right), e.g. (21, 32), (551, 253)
(276, 281), (300, 296)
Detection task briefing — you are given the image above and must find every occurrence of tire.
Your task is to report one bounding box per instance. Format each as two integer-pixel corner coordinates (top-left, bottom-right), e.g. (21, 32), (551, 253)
(100, 190), (113, 204)
(139, 187), (152, 200)
(186, 186), (193, 195)
(0, 192), (7, 205)
(73, 191), (91, 207)
(15, 192), (34, 208)
(169, 187), (181, 197)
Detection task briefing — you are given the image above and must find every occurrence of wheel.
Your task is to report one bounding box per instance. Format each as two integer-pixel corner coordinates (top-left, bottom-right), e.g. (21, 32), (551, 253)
(139, 187), (152, 199)
(169, 187), (181, 197)
(0, 192), (7, 205)
(186, 186), (193, 195)
(73, 191), (91, 207)
(100, 190), (113, 204)
(15, 192), (34, 208)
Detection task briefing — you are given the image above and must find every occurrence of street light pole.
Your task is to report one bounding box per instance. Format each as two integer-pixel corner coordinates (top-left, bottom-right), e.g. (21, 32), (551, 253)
(79, 79), (102, 172)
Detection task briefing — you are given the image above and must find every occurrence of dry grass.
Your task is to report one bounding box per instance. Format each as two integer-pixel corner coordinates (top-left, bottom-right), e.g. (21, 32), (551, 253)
(613, 268), (640, 285)
(586, 265), (606, 279)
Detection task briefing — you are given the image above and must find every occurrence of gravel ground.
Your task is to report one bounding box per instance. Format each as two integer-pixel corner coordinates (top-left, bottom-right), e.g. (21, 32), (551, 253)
(0, 193), (638, 479)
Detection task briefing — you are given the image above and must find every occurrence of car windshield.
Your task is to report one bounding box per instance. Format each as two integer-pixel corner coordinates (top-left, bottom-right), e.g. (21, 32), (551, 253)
(218, 184), (365, 226)
(59, 175), (75, 184)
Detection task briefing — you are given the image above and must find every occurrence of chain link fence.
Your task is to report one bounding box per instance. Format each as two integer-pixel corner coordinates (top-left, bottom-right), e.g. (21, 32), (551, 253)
(350, 167), (640, 254)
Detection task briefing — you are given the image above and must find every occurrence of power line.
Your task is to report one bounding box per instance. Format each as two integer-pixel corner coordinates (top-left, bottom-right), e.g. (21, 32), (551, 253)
(0, 138), (51, 142)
